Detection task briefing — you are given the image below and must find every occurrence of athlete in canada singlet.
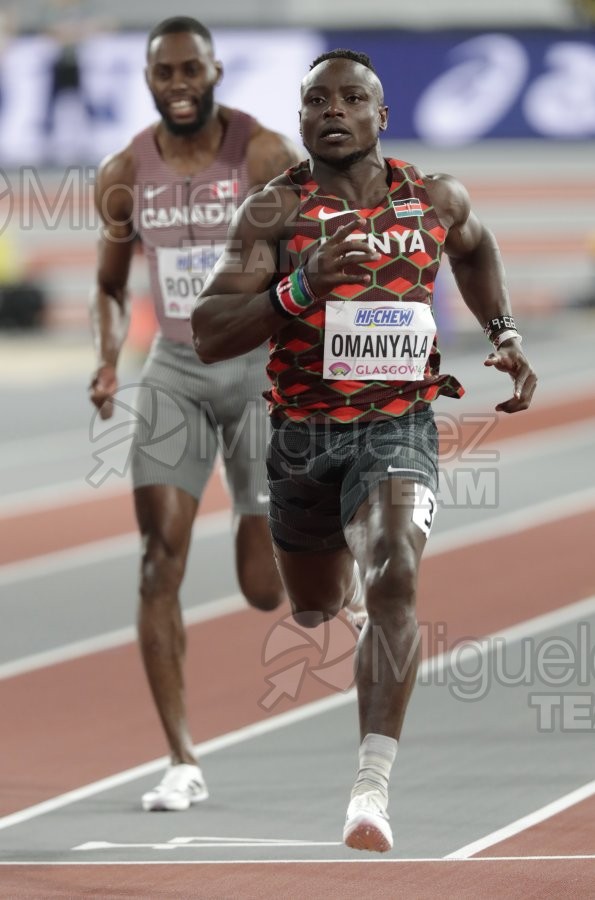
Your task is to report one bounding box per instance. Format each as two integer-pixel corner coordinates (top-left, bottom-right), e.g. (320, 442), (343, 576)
(132, 110), (254, 345)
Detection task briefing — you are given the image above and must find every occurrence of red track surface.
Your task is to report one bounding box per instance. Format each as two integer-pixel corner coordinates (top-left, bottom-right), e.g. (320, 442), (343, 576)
(2, 859), (594, 899)
(476, 795), (595, 858)
(2, 390), (595, 566)
(2, 506), (594, 817)
(2, 391), (594, 896)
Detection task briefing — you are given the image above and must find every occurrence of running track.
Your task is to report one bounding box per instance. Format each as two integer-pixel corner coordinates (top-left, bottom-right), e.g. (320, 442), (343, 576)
(1, 332), (594, 897)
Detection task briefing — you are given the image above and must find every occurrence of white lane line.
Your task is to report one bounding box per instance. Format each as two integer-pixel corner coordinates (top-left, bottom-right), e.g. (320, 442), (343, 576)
(422, 593), (595, 680)
(3, 580), (594, 686)
(0, 697), (354, 833)
(0, 479), (127, 518)
(1, 855), (595, 865)
(1, 491), (594, 681)
(2, 484), (594, 589)
(0, 593), (246, 680)
(0, 509), (231, 587)
(3, 478), (594, 590)
(0, 593), (593, 833)
(441, 419), (595, 472)
(0, 369), (589, 467)
(445, 779), (595, 859)
(428, 485), (595, 557)
(73, 839), (343, 850)
(2, 399), (594, 517)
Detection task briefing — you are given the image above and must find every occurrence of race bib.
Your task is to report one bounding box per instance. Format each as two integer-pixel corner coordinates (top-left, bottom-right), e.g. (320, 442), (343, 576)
(156, 244), (225, 319)
(323, 300), (437, 380)
(412, 484), (438, 538)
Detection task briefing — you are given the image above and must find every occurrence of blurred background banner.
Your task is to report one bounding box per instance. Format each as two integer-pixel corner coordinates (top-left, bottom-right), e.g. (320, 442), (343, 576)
(0, 29), (324, 165)
(1, 28), (594, 165)
(325, 30), (595, 143)
(0, 5), (593, 337)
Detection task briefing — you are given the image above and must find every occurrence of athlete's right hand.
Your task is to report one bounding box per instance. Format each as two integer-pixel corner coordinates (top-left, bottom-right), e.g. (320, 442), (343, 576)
(89, 364), (118, 420)
(303, 217), (380, 298)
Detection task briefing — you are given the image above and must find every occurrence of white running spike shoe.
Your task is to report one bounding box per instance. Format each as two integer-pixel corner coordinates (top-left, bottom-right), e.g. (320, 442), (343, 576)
(343, 790), (393, 852)
(141, 763), (209, 812)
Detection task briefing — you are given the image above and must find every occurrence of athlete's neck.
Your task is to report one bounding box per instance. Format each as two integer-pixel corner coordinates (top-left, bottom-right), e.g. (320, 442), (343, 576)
(311, 148), (389, 208)
(154, 106), (226, 175)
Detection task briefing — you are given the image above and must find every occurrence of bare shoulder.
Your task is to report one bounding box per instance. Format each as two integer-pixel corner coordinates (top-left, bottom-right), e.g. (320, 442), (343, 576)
(234, 173), (301, 237)
(245, 120), (304, 189)
(97, 143), (136, 191)
(423, 172), (471, 230)
(95, 144), (136, 224)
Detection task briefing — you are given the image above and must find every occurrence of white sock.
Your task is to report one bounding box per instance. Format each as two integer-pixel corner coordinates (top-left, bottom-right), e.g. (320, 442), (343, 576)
(351, 733), (398, 805)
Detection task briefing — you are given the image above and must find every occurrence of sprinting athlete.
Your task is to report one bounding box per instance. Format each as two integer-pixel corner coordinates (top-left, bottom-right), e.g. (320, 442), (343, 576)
(89, 17), (301, 812)
(192, 49), (537, 850)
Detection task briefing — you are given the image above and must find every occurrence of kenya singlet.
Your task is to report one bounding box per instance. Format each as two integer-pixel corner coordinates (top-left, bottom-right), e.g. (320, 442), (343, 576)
(266, 158), (465, 423)
(131, 111), (255, 345)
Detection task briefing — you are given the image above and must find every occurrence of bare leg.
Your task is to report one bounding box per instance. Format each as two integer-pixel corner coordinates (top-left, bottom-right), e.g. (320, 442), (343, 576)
(345, 478), (426, 741)
(272, 542), (355, 628)
(234, 514), (284, 612)
(135, 484), (198, 765)
(341, 478), (427, 851)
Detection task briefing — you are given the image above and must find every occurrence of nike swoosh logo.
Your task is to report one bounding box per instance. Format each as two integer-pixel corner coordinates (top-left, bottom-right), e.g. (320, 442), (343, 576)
(318, 208), (360, 221)
(144, 185), (168, 200)
(257, 493), (269, 503)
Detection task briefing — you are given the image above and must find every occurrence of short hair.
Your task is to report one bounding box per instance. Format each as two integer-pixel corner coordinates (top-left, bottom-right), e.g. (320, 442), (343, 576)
(309, 49), (377, 74)
(147, 17), (213, 54)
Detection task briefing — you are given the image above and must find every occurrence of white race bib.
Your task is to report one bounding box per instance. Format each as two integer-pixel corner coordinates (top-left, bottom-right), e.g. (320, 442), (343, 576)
(156, 244), (225, 319)
(323, 300), (436, 381)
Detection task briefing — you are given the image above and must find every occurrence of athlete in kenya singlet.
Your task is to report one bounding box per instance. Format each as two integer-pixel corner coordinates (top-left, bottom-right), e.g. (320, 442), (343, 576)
(265, 158), (465, 423)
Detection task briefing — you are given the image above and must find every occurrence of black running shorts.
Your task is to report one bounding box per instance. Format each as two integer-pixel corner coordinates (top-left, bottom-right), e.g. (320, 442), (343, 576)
(267, 407), (439, 552)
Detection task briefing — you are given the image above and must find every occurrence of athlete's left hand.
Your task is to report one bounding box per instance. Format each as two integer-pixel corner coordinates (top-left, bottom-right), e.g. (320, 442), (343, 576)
(484, 341), (537, 413)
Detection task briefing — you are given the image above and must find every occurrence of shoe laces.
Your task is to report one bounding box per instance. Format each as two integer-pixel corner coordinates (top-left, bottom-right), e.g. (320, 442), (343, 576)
(348, 790), (389, 819)
(158, 764), (202, 793)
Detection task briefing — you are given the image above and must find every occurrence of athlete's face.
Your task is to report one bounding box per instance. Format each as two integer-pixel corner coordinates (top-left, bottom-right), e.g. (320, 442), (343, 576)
(300, 59), (388, 169)
(146, 32), (222, 136)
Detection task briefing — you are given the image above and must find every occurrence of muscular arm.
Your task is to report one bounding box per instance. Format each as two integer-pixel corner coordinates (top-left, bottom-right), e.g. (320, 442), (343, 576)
(245, 125), (303, 191)
(426, 173), (537, 411)
(191, 182), (296, 363)
(192, 126), (301, 363)
(89, 148), (136, 417)
(426, 173), (511, 326)
(191, 177), (379, 364)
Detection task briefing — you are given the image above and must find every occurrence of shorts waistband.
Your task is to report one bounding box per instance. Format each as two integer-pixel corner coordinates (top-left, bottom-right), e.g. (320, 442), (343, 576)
(270, 407), (433, 433)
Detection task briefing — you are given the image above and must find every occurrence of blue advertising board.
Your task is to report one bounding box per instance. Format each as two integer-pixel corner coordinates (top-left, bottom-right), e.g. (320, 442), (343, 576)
(0, 29), (593, 164)
(323, 30), (595, 142)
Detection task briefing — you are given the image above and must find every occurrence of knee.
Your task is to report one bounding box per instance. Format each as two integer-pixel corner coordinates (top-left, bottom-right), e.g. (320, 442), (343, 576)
(285, 570), (349, 628)
(237, 561), (284, 612)
(289, 588), (343, 628)
(244, 585), (284, 613)
(365, 545), (418, 623)
(139, 538), (186, 604)
(290, 606), (341, 629)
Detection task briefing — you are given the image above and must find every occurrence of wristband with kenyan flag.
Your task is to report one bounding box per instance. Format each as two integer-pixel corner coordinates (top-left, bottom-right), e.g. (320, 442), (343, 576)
(268, 267), (317, 318)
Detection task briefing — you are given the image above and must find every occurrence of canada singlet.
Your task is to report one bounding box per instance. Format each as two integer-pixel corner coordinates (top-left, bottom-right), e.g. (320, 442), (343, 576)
(132, 110), (255, 345)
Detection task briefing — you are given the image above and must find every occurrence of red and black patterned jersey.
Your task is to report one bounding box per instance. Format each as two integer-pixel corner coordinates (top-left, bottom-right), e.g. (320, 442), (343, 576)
(264, 158), (465, 423)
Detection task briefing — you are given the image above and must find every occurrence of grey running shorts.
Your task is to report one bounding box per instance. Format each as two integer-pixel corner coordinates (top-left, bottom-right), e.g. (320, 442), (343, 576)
(131, 334), (270, 515)
(267, 407), (439, 552)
